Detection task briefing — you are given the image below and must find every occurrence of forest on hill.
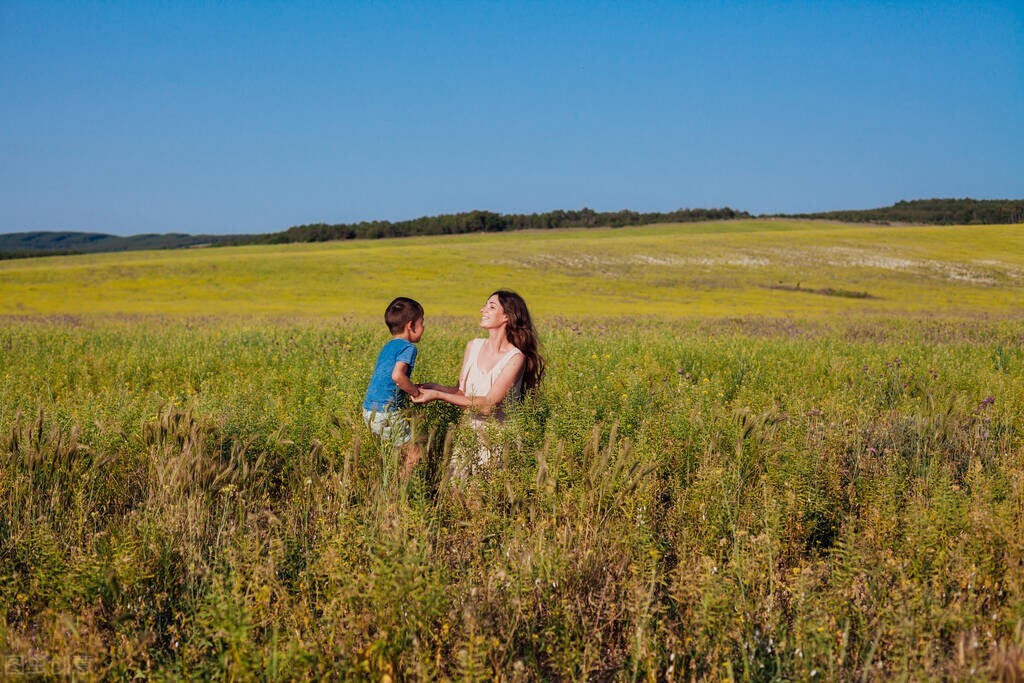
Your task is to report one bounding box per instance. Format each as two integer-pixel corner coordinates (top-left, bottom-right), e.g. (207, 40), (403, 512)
(784, 198), (1024, 225)
(251, 207), (750, 244)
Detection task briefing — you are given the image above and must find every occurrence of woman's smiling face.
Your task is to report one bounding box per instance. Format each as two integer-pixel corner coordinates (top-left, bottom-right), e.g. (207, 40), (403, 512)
(480, 295), (507, 329)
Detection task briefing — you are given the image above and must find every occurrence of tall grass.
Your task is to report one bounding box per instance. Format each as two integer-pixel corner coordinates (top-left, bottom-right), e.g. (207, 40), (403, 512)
(1, 316), (1022, 679)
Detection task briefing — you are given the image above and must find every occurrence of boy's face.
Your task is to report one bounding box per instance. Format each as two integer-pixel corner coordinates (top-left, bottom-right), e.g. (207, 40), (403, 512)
(408, 317), (425, 342)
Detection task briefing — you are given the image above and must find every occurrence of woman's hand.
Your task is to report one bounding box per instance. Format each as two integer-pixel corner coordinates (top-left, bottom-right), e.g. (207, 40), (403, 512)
(411, 388), (438, 404)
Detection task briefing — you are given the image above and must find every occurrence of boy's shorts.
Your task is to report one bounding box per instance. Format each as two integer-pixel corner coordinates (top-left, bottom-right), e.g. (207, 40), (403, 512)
(362, 408), (412, 446)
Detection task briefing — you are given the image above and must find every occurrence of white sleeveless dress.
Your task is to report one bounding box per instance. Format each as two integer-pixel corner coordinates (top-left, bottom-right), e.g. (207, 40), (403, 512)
(453, 339), (522, 471)
(458, 338), (523, 422)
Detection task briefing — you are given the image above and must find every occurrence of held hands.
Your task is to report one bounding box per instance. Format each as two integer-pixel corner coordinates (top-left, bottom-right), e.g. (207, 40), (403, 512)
(411, 387), (438, 404)
(411, 382), (458, 404)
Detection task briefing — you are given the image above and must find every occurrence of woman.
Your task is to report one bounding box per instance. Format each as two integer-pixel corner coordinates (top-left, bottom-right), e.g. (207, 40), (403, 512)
(413, 290), (544, 469)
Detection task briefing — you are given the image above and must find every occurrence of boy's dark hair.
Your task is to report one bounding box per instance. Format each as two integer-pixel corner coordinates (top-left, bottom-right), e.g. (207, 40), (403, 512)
(385, 297), (424, 334)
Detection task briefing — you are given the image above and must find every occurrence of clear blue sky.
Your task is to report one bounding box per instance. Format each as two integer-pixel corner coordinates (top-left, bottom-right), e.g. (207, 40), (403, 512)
(2, 1), (1021, 236)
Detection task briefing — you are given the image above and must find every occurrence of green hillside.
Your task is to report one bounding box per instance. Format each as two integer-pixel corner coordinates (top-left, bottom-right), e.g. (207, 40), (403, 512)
(1, 219), (1021, 320)
(0, 230), (243, 259)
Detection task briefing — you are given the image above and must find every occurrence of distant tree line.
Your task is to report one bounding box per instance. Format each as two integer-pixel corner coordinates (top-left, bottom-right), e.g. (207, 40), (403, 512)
(785, 198), (1024, 225)
(248, 207), (751, 245)
(3, 199), (1021, 260)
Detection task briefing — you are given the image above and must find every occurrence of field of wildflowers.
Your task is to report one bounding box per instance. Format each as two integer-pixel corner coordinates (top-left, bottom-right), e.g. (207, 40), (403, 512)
(1, 221), (1023, 679)
(1, 314), (1022, 679)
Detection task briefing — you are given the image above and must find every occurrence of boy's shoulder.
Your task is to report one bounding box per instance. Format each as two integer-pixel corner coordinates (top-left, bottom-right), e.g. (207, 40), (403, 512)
(378, 337), (417, 357)
(381, 336), (416, 348)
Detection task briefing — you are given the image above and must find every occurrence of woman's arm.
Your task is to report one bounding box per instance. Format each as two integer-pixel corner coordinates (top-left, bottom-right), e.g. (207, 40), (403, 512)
(415, 353), (525, 415)
(418, 382), (459, 393)
(411, 340), (475, 402)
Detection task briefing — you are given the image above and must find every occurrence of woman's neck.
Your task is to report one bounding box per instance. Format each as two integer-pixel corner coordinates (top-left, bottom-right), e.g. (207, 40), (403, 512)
(484, 326), (509, 352)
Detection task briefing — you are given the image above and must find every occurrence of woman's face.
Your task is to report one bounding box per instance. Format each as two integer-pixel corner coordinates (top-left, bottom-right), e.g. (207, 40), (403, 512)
(480, 295), (508, 329)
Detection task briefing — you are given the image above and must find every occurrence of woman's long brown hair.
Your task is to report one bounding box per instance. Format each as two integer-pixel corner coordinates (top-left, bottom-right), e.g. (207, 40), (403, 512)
(493, 290), (545, 393)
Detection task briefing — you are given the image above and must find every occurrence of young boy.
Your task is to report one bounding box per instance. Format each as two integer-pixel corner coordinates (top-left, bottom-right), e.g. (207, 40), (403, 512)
(362, 297), (425, 476)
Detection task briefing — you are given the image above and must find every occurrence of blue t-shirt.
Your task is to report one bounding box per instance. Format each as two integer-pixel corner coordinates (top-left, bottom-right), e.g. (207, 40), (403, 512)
(363, 338), (418, 411)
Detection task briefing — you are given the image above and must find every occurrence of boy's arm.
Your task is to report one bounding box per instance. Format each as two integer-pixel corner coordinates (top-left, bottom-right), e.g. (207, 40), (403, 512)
(392, 362), (421, 398)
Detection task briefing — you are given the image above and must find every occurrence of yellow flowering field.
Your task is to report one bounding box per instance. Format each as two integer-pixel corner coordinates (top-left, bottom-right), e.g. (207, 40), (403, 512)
(1, 220), (1022, 320)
